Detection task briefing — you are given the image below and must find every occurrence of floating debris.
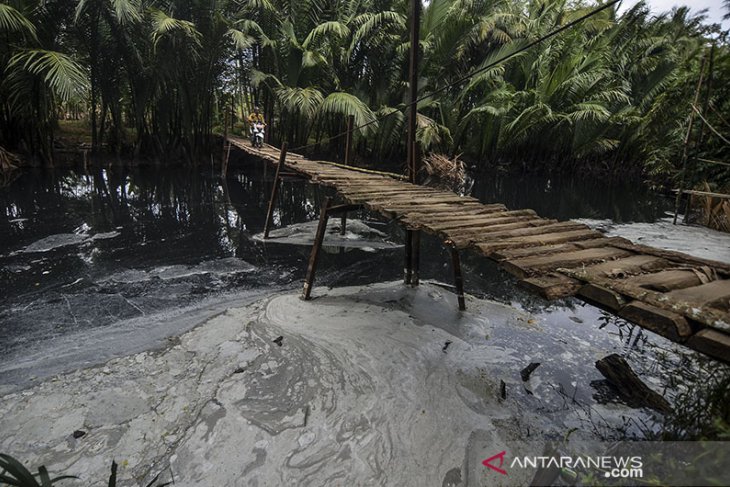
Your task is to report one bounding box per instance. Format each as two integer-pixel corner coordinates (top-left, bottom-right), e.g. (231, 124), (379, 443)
(520, 362), (541, 382)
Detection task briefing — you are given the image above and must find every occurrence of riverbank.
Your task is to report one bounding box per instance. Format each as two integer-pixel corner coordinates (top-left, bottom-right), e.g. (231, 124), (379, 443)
(0, 281), (664, 486)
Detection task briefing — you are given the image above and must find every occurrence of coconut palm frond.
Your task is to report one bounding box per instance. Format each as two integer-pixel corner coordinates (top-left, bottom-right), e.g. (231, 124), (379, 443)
(301, 50), (327, 69)
(150, 9), (202, 48)
(277, 86), (324, 120)
(0, 4), (37, 39)
(302, 21), (350, 50)
(318, 92), (377, 133)
(7, 49), (88, 101)
(227, 28), (256, 51)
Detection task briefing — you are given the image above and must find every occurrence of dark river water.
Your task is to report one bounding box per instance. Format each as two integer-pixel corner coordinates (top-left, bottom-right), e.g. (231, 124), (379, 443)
(1, 153), (727, 441)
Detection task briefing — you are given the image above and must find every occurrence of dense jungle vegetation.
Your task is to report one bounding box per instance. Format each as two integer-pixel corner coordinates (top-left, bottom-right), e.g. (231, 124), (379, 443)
(1, 0), (729, 183)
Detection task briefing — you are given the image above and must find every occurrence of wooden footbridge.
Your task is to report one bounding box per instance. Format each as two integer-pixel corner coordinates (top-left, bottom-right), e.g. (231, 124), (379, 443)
(227, 136), (730, 363)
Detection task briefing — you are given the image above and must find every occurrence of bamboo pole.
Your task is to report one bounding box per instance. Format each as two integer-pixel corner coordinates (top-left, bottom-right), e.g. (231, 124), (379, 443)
(302, 197), (333, 300)
(673, 52), (708, 225)
(263, 142), (288, 239)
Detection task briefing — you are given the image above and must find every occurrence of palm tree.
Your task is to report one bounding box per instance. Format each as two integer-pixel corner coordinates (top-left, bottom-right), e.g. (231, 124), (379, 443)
(1, 1), (87, 164)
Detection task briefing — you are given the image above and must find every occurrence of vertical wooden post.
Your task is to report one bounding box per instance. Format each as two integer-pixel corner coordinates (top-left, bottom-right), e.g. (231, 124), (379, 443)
(344, 114), (354, 166)
(404, 230), (413, 284)
(448, 242), (466, 311)
(411, 230), (421, 286)
(405, 0), (421, 286)
(341, 114), (355, 236)
(410, 142), (421, 286)
(263, 142), (288, 239)
(407, 0), (421, 184)
(302, 197), (333, 300)
(674, 52), (708, 225)
(222, 142), (231, 177)
(222, 98), (229, 161)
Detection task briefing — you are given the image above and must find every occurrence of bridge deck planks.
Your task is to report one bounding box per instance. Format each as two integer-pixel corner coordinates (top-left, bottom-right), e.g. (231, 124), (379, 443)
(228, 136), (730, 362)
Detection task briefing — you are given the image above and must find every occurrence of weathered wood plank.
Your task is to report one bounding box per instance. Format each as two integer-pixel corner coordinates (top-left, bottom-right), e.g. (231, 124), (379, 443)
(667, 280), (730, 310)
(370, 197), (479, 209)
(559, 270), (730, 332)
(423, 219), (558, 237)
(451, 222), (591, 249)
(568, 255), (669, 280)
(609, 240), (730, 276)
(687, 329), (730, 362)
(474, 229), (602, 253)
(618, 301), (693, 342)
(578, 284), (627, 311)
(400, 206), (509, 224)
(491, 237), (626, 261)
(340, 188), (437, 198)
(502, 247), (632, 279)
(625, 269), (711, 292)
(519, 274), (583, 299)
(339, 189), (428, 199)
(426, 210), (538, 231)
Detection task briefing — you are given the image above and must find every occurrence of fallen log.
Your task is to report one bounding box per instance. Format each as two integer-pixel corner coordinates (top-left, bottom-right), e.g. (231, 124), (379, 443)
(595, 354), (671, 414)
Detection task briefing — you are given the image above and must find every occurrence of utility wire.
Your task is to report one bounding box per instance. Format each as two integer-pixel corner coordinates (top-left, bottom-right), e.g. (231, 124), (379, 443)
(692, 105), (730, 147)
(696, 157), (730, 168)
(288, 0), (622, 154)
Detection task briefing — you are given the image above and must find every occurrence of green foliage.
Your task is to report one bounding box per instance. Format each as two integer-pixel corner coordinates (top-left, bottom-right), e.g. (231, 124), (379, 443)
(0, 454), (77, 486)
(0, 0), (728, 182)
(0, 455), (171, 487)
(7, 50), (88, 102)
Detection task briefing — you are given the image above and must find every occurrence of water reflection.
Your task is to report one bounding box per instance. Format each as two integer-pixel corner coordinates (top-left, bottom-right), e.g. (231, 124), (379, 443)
(472, 171), (673, 222)
(1, 157), (727, 441)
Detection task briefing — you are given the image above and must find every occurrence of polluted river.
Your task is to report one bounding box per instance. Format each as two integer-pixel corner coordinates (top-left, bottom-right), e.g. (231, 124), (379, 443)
(1, 154), (729, 486)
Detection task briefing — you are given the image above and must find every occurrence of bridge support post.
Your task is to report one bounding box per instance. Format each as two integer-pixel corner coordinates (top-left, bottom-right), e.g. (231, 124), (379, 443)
(411, 230), (421, 286)
(302, 197), (333, 300)
(263, 142), (288, 239)
(344, 114), (354, 166)
(404, 230), (413, 284)
(447, 241), (466, 311)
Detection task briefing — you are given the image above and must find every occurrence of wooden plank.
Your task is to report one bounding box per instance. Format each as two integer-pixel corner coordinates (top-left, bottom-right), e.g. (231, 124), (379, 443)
(502, 247), (632, 279)
(618, 301), (693, 342)
(475, 229), (604, 254)
(578, 284), (627, 311)
(491, 237), (625, 261)
(400, 205), (508, 223)
(371, 196), (479, 208)
(687, 329), (730, 362)
(558, 270), (730, 333)
(344, 190), (443, 202)
(625, 269), (711, 292)
(427, 214), (540, 232)
(609, 240), (730, 276)
(424, 219), (558, 237)
(667, 279), (730, 310)
(340, 188), (437, 197)
(405, 205), (508, 220)
(372, 200), (482, 214)
(431, 215), (544, 233)
(361, 191), (459, 202)
(569, 255), (669, 280)
(468, 223), (591, 244)
(519, 274), (582, 299)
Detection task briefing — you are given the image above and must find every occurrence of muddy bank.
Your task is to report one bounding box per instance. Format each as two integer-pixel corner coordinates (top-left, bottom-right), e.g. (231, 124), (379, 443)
(0, 281), (672, 487)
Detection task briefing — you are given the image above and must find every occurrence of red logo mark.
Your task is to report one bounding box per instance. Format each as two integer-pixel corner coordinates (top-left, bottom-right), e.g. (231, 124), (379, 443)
(482, 451), (508, 475)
